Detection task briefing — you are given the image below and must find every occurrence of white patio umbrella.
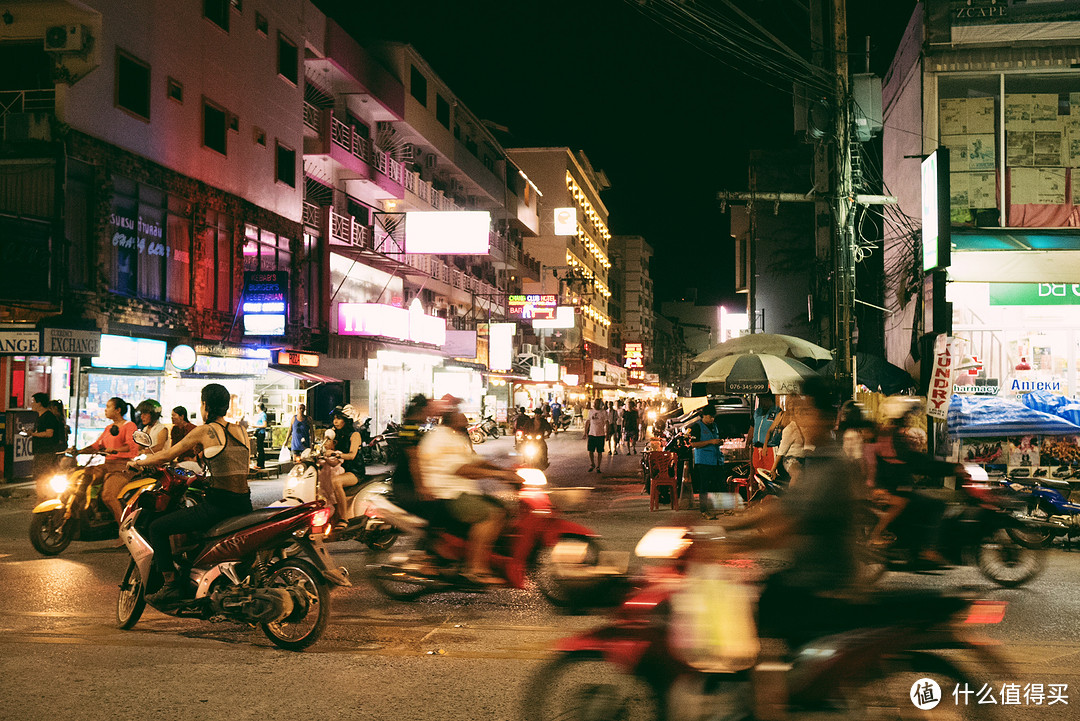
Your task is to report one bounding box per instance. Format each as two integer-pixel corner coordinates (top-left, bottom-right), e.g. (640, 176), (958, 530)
(693, 333), (833, 365)
(691, 351), (818, 396)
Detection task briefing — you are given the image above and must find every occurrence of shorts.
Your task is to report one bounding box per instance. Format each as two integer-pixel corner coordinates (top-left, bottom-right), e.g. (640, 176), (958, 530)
(624, 429), (639, 442)
(446, 493), (502, 524)
(587, 435), (606, 453)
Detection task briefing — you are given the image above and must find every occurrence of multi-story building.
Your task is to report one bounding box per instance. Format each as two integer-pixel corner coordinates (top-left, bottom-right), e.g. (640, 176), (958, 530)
(506, 148), (614, 386)
(611, 235), (655, 369)
(882, 3), (1080, 398)
(300, 37), (541, 426)
(0, 0), (339, 471)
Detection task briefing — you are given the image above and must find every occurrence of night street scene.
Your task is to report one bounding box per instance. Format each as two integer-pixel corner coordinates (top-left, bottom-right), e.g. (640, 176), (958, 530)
(4, 0), (1080, 719)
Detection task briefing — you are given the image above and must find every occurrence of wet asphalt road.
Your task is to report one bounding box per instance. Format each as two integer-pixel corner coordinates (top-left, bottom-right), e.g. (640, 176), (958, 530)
(1, 430), (1080, 720)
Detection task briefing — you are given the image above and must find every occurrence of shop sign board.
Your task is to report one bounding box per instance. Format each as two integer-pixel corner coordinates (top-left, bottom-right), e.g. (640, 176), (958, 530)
(928, 335), (954, 420)
(607, 363), (628, 387)
(921, 148), (951, 272)
(1010, 377), (1062, 393)
(91, 334), (167, 370)
(553, 208), (577, 235)
(0, 328), (41, 354)
(194, 355), (269, 375)
(624, 342), (644, 369)
(508, 294), (558, 320)
(242, 271), (288, 337)
(41, 328), (101, 356)
(277, 351), (319, 367)
(488, 323), (515, 371)
(953, 382), (999, 395)
(989, 283), (1080, 306)
(170, 344), (197, 371)
(404, 211), (491, 254)
(532, 306), (575, 329)
(445, 330), (478, 359)
(337, 303), (446, 347)
(193, 344), (271, 360)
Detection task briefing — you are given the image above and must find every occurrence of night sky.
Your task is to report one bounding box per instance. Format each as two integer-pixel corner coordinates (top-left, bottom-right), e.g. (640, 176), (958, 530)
(318, 0), (917, 308)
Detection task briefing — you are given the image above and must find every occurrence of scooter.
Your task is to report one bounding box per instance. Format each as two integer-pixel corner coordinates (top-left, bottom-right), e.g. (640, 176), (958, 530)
(271, 437), (397, 551)
(478, 415), (502, 439)
(553, 414), (573, 433)
(468, 421), (487, 445)
(365, 469), (606, 606)
(29, 450), (157, 556)
(521, 525), (1012, 721)
(860, 467), (1044, 588)
(728, 464), (786, 506)
(117, 432), (350, 651)
(1004, 471), (1080, 548)
(519, 432), (550, 470)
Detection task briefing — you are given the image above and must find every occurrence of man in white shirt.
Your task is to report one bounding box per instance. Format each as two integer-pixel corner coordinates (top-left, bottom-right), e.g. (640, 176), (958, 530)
(584, 398), (609, 473)
(419, 411), (520, 585)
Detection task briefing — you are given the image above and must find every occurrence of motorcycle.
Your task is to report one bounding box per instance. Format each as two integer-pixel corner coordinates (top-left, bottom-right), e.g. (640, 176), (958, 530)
(478, 415), (502, 439)
(272, 436), (397, 551)
(553, 414), (573, 433)
(728, 464), (786, 506)
(1003, 471), (1080, 548)
(29, 450), (157, 556)
(116, 432), (350, 651)
(860, 466), (1044, 588)
(519, 432), (549, 470)
(468, 421), (487, 445)
(365, 469), (604, 606)
(522, 524), (1011, 721)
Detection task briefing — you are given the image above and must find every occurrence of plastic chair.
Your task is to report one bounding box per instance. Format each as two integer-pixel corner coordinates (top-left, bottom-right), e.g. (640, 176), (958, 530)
(647, 450), (679, 511)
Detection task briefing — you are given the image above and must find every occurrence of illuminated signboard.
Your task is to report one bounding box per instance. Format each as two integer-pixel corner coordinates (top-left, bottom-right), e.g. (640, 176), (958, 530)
(91, 334), (167, 370)
(532, 306), (575, 329)
(242, 271), (288, 337)
(337, 302), (447, 347)
(624, 342), (644, 369)
(508, 294), (558, 320)
(277, 351), (320, 367)
(921, 148), (951, 272)
(404, 211), (491, 254)
(553, 208), (577, 235)
(488, 323), (516, 371)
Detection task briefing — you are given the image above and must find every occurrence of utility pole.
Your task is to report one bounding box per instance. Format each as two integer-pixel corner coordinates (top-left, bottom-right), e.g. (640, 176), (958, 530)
(830, 0), (856, 398)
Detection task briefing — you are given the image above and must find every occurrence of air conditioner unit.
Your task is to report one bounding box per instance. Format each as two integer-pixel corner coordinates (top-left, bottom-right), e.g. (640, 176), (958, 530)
(520, 344), (536, 356)
(45, 25), (86, 52)
(424, 154), (437, 169)
(400, 143), (422, 162)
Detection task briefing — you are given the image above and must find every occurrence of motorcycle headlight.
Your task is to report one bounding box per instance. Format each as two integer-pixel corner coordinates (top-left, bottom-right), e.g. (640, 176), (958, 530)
(635, 526), (692, 559)
(517, 468), (547, 486)
(48, 474), (70, 494)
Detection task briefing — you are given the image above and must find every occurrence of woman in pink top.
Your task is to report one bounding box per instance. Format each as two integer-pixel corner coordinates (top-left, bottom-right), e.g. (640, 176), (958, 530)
(73, 397), (137, 522)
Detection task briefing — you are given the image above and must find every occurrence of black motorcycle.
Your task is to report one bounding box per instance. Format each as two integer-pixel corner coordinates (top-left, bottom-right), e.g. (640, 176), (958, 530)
(477, 415), (502, 439)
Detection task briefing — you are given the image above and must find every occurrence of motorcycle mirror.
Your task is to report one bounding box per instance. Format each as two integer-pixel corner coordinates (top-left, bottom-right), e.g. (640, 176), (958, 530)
(203, 444), (224, 460)
(324, 428), (336, 440)
(132, 430), (153, 447)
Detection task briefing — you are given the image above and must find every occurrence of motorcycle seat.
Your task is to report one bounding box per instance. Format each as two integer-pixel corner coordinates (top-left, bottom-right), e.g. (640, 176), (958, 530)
(1037, 478), (1072, 495)
(205, 507), (300, 537)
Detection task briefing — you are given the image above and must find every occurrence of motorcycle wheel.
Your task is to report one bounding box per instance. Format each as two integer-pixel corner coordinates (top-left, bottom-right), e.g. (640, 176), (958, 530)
(116, 559), (146, 629)
(976, 529), (1044, 588)
(522, 651), (664, 721)
(260, 558), (331, 651)
(364, 526), (398, 551)
(367, 534), (431, 601)
(29, 509), (74, 556)
(531, 536), (602, 607)
(1006, 500), (1058, 549)
(470, 429), (486, 445)
(842, 651), (995, 720)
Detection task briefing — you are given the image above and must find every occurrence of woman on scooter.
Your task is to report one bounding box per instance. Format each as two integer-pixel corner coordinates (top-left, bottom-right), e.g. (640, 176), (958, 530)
(320, 408), (366, 530)
(71, 397), (138, 523)
(128, 383), (253, 606)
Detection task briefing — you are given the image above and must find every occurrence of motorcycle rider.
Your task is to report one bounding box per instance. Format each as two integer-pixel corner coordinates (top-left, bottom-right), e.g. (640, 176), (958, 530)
(135, 399), (170, 454)
(71, 397), (138, 523)
(419, 410), (520, 585)
(320, 408), (366, 529)
(523, 408), (553, 468)
(129, 383), (253, 606)
(514, 406), (532, 435)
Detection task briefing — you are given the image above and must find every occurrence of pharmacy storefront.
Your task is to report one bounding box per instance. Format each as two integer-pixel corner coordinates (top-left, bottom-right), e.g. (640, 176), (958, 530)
(951, 281), (1080, 399)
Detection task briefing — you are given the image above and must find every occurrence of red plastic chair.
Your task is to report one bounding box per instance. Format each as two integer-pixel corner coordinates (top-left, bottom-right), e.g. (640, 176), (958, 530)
(646, 450), (679, 511)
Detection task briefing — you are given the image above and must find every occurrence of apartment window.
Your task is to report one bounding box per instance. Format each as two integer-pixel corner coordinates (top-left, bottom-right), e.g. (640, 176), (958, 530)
(166, 76), (183, 103)
(243, 224), (291, 272)
(436, 94), (450, 128)
(203, 0), (229, 31)
(410, 65), (427, 106)
(200, 209), (234, 312)
(115, 49), (150, 121)
(255, 12), (268, 35)
(253, 126), (267, 146)
(300, 232), (322, 328)
(278, 32), (298, 85)
(203, 98), (227, 155)
(65, 158), (94, 290)
(275, 142), (296, 187)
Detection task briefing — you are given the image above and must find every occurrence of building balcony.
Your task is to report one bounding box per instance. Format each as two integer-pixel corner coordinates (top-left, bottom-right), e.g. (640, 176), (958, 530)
(304, 109), (403, 200)
(385, 251), (506, 315)
(325, 206), (372, 249)
(402, 169), (462, 212)
(1, 89), (56, 143)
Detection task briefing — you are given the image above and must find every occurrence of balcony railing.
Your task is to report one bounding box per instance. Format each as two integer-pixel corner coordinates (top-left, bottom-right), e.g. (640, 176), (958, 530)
(302, 202), (320, 228)
(328, 113), (374, 165)
(302, 101), (321, 133)
(328, 207), (371, 248)
(0, 89), (55, 118)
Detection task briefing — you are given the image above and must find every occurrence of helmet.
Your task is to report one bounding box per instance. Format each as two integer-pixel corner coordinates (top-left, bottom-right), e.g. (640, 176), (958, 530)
(879, 396), (923, 424)
(135, 399), (162, 421)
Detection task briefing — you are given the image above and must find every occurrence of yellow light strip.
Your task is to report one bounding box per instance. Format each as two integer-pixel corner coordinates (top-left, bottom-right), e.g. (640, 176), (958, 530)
(565, 172), (612, 242)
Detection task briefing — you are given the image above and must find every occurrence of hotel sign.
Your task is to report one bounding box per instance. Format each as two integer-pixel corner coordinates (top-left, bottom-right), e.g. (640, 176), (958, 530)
(508, 294), (558, 320)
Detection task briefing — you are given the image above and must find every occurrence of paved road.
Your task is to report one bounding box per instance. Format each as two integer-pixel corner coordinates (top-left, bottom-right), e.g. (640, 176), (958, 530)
(1, 430), (1079, 719)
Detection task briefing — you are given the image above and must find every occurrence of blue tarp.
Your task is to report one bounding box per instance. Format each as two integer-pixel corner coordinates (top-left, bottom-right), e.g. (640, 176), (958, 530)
(1020, 392), (1080, 427)
(947, 394), (1080, 438)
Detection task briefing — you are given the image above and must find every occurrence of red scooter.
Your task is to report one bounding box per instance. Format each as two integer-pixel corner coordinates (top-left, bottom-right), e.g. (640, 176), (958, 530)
(116, 435), (350, 651)
(364, 469), (604, 606)
(521, 526), (1012, 721)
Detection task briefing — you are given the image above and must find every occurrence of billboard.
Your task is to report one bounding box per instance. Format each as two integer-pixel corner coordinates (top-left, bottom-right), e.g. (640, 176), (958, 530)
(337, 302), (446, 346)
(489, 323), (516, 371)
(445, 330), (479, 358)
(921, 148), (951, 272)
(532, 306), (575, 329)
(508, 294), (558, 320)
(242, 270), (288, 337)
(404, 211), (491, 254)
(553, 207), (577, 235)
(624, 342), (644, 368)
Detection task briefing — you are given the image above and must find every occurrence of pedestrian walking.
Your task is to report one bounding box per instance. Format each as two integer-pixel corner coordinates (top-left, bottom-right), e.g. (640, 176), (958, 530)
(689, 404), (730, 516)
(622, 400), (640, 455)
(252, 402), (268, 469)
(289, 403), (313, 461)
(585, 399), (609, 473)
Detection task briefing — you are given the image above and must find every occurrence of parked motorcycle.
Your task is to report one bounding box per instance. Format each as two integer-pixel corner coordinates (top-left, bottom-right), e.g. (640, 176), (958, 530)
(728, 464), (786, 506)
(860, 466), (1044, 588)
(365, 469), (603, 606)
(478, 415), (502, 439)
(116, 432), (350, 651)
(1004, 471), (1080, 548)
(29, 451), (157, 556)
(272, 437), (397, 551)
(523, 525), (1012, 721)
(468, 421), (487, 445)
